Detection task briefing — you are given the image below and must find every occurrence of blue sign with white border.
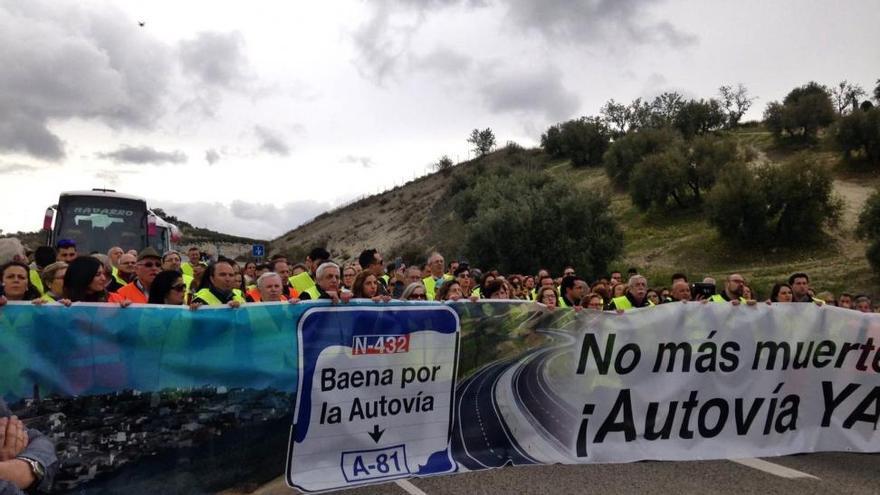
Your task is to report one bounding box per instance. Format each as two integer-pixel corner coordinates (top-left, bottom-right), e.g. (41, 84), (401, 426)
(286, 305), (460, 493)
(252, 244), (265, 257)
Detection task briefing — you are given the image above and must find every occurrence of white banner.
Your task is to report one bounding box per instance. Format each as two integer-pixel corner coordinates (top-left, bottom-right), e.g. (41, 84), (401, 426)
(494, 302), (880, 464)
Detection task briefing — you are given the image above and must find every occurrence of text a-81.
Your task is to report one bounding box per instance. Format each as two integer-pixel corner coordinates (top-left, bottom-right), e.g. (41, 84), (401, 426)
(352, 334), (410, 356)
(341, 445), (409, 482)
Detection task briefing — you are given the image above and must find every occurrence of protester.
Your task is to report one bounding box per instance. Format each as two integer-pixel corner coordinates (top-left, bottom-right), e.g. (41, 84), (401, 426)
(789, 272), (820, 303)
(352, 271), (390, 302)
(838, 292), (854, 309)
(243, 261), (257, 288)
(29, 246), (56, 296)
(114, 253), (137, 286)
(342, 264), (357, 291)
(422, 252), (452, 300)
(538, 286), (558, 309)
(670, 280), (692, 302)
(558, 276), (587, 308)
(290, 247), (331, 295)
(854, 295), (872, 313)
(147, 271), (187, 305)
(39, 262), (67, 303)
(298, 262), (350, 303)
(55, 239), (77, 263)
(583, 293), (604, 310)
(769, 283), (793, 303)
(63, 257), (126, 304)
(0, 262), (41, 302)
(401, 282), (429, 301)
(180, 246), (201, 277)
(709, 274), (747, 304)
(191, 260), (245, 307)
(609, 275), (652, 311)
(435, 280), (465, 301)
(115, 248), (162, 304)
(247, 272), (289, 303)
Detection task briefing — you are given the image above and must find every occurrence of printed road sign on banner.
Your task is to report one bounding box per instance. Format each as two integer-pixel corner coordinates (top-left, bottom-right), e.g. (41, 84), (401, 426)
(287, 305), (460, 493)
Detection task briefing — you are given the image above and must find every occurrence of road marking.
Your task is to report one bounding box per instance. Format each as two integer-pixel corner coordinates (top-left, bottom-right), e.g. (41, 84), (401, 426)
(730, 458), (819, 479)
(395, 479), (429, 495)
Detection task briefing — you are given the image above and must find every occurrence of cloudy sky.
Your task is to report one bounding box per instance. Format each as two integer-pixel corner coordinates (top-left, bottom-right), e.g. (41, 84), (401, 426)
(1, 0), (878, 240)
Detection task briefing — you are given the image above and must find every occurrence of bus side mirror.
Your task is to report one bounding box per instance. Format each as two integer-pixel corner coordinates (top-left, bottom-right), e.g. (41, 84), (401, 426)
(43, 208), (54, 231)
(147, 214), (157, 236)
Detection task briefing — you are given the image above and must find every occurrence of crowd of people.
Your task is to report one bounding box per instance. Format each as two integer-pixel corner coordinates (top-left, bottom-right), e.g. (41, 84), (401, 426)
(0, 238), (874, 314)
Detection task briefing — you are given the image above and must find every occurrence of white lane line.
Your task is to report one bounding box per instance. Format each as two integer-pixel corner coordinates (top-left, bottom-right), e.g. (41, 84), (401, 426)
(730, 458), (820, 479)
(395, 479), (429, 495)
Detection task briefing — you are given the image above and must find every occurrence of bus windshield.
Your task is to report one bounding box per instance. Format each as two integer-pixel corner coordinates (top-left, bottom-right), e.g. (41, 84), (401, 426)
(55, 195), (148, 254)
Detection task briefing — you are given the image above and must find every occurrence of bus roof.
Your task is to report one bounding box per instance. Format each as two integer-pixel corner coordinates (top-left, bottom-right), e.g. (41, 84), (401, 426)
(59, 190), (147, 202)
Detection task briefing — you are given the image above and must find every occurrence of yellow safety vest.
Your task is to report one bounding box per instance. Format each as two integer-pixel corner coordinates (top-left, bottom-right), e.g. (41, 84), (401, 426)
(612, 295), (654, 311)
(111, 266), (127, 285)
(290, 272), (316, 293)
(558, 296), (570, 308)
(709, 293), (746, 303)
(29, 269), (44, 296)
(194, 288), (245, 306)
(41, 293), (56, 303)
(180, 262), (194, 277)
(423, 274), (454, 301)
(304, 285), (321, 300)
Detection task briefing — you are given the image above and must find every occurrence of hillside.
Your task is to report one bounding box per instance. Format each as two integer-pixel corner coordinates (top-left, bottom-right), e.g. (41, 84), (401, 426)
(269, 128), (880, 298)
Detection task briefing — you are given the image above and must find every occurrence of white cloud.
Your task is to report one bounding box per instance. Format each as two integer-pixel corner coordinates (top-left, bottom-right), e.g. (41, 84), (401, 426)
(155, 199), (333, 239)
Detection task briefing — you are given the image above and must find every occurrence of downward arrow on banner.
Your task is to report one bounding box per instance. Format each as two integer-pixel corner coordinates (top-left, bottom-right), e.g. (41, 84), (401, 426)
(368, 424), (385, 443)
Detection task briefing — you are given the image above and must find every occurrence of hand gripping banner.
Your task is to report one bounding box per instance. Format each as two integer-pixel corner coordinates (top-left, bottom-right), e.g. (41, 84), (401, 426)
(0, 300), (877, 493)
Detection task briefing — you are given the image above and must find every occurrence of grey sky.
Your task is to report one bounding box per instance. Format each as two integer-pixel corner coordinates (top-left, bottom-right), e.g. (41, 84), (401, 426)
(1, 0), (878, 239)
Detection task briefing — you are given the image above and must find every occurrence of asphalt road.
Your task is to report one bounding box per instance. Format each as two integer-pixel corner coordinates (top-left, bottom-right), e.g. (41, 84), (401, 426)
(262, 452), (879, 494)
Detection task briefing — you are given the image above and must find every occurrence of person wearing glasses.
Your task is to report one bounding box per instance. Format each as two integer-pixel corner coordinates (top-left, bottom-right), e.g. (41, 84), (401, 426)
(115, 248), (163, 304)
(401, 282), (428, 301)
(147, 271), (188, 305)
(38, 262), (68, 303)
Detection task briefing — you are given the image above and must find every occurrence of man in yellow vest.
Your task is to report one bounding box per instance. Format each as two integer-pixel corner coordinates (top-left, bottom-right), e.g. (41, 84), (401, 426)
(28, 246), (57, 296)
(788, 272), (824, 304)
(192, 259), (245, 307)
(708, 273), (752, 305)
(422, 252), (453, 300)
(298, 261), (351, 304)
(610, 275), (654, 311)
(558, 275), (587, 308)
(180, 246), (201, 277)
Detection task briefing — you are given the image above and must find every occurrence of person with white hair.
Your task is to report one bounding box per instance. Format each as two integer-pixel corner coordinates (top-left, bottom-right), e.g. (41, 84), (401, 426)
(609, 274), (654, 311)
(247, 272), (287, 302)
(0, 238), (26, 265)
(298, 262), (351, 304)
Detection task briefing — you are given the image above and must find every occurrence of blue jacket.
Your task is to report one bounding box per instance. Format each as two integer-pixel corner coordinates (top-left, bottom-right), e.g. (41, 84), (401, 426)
(0, 399), (57, 494)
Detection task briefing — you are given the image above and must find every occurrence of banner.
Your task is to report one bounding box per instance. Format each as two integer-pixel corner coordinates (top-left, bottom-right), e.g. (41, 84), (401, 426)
(0, 301), (877, 493)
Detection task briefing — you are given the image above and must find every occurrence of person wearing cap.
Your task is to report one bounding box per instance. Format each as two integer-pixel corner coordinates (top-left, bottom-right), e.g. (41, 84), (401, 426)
(55, 239), (77, 263)
(115, 247), (162, 304)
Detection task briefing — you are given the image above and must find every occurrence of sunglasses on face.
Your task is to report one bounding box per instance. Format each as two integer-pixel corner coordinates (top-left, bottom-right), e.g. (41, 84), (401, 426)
(139, 261), (160, 268)
(171, 284), (186, 292)
(409, 293), (427, 300)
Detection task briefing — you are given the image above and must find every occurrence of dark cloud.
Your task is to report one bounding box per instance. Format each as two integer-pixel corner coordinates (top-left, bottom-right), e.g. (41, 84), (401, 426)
(179, 31), (251, 89)
(350, 1), (485, 83)
(0, 1), (172, 160)
(97, 146), (188, 165)
(205, 149), (221, 165)
(254, 126), (291, 156)
(154, 199), (333, 239)
(504, 0), (697, 48)
(409, 47), (473, 76)
(340, 155), (375, 168)
(480, 66), (580, 120)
